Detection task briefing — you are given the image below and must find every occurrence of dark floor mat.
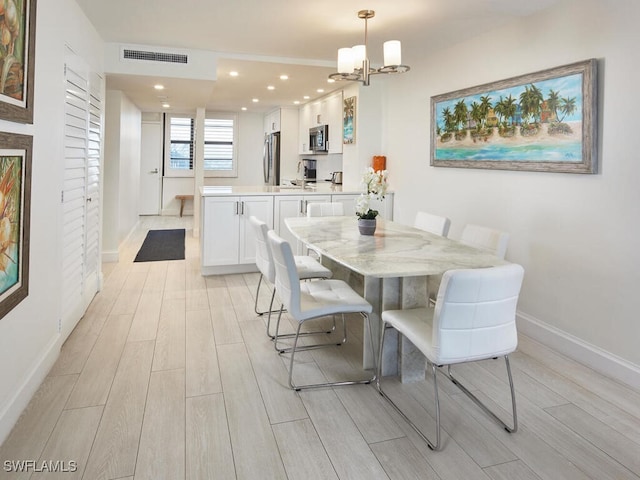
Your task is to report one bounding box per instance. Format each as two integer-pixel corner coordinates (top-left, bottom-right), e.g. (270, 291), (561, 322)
(134, 229), (185, 262)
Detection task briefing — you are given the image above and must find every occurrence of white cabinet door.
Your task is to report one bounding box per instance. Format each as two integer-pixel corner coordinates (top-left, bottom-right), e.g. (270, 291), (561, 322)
(274, 195), (330, 254)
(298, 104), (313, 154)
(202, 196), (241, 266)
(264, 109), (281, 134)
(239, 196), (274, 264)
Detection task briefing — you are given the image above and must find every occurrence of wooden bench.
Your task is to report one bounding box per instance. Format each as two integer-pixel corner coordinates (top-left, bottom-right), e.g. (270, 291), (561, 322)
(175, 194), (194, 217)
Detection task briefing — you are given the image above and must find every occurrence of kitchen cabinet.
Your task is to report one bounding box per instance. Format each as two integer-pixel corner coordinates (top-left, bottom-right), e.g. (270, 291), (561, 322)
(264, 109), (281, 134)
(274, 194), (331, 254)
(298, 90), (343, 154)
(201, 195), (274, 271)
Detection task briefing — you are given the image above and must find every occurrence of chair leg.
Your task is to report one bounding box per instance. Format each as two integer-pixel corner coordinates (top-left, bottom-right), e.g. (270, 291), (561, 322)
(276, 314), (346, 354)
(444, 355), (518, 433)
(288, 314), (375, 391)
(375, 324), (442, 450)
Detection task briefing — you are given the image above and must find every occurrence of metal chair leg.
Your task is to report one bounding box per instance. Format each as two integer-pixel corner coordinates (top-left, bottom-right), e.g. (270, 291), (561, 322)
(444, 356), (518, 433)
(275, 313), (345, 354)
(287, 314), (375, 391)
(375, 324), (442, 450)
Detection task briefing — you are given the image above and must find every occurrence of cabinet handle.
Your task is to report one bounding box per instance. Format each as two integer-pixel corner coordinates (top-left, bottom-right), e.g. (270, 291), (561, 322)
(241, 201), (245, 215)
(234, 201), (239, 215)
(316, 114), (321, 124)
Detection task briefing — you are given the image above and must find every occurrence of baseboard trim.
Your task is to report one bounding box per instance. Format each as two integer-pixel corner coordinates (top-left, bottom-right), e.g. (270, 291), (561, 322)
(0, 334), (60, 444)
(517, 310), (640, 391)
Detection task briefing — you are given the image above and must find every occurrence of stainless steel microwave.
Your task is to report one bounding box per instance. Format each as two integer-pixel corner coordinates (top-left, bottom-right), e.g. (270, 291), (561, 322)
(309, 125), (329, 153)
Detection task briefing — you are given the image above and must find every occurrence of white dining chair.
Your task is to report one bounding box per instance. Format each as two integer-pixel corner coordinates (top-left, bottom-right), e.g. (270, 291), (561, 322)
(305, 202), (344, 258)
(428, 223), (510, 304)
(377, 263), (525, 451)
(460, 223), (510, 259)
(268, 230), (375, 391)
(249, 216), (333, 339)
(307, 202), (344, 217)
(413, 211), (451, 237)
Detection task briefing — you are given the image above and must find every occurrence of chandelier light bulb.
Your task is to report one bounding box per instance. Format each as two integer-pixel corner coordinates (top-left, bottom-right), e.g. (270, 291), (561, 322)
(352, 45), (366, 70)
(337, 48), (354, 74)
(383, 40), (402, 67)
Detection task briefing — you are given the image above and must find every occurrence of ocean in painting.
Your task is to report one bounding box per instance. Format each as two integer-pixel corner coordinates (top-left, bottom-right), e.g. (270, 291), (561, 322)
(436, 141), (582, 162)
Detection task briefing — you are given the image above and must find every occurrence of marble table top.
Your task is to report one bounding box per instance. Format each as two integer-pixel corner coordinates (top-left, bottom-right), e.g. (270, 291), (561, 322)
(285, 216), (507, 278)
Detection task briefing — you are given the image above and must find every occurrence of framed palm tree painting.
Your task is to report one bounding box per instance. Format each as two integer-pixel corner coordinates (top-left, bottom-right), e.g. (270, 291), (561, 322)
(0, 132), (31, 320)
(430, 59), (597, 173)
(343, 96), (356, 144)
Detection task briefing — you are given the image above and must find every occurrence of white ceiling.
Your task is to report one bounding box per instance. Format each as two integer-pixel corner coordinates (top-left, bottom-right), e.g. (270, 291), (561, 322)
(75, 0), (560, 114)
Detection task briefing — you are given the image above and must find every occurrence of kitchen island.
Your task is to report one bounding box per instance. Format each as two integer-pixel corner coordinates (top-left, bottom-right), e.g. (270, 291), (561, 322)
(199, 185), (393, 275)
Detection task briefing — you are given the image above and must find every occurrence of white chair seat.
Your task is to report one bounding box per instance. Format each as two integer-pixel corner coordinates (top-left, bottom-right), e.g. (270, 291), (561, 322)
(295, 255), (332, 280)
(382, 307), (435, 360)
(298, 279), (373, 321)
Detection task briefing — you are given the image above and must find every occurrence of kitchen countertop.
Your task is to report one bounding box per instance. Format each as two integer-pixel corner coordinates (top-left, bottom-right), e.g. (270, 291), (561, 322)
(200, 184), (362, 196)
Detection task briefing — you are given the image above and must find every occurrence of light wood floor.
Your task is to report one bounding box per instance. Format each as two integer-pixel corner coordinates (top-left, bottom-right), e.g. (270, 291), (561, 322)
(2, 215), (640, 480)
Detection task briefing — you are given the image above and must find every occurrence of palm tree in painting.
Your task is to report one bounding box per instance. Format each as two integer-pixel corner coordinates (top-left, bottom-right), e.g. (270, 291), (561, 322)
(442, 107), (455, 132)
(470, 101), (482, 131)
(558, 96), (577, 122)
(519, 84), (544, 125)
(479, 95), (492, 129)
(454, 99), (468, 132)
(494, 97), (507, 127)
(546, 89), (561, 122)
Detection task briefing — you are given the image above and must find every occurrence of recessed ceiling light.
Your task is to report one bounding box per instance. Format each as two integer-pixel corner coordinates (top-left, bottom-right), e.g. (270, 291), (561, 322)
(267, 85), (275, 90)
(327, 79), (335, 83)
(161, 102), (170, 108)
(230, 71), (239, 77)
(252, 98), (259, 103)
(303, 95), (310, 100)
(280, 75), (289, 80)
(154, 84), (165, 90)
(317, 89), (325, 93)
(293, 101), (300, 105)
(241, 107), (247, 111)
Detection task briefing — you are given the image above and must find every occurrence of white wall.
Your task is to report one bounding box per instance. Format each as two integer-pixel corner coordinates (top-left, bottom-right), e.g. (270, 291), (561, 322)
(103, 90), (142, 259)
(0, 0), (104, 442)
(384, 0), (640, 385)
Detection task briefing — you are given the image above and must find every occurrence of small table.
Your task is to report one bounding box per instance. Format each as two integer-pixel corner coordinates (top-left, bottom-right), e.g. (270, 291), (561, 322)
(175, 194), (193, 217)
(285, 216), (507, 382)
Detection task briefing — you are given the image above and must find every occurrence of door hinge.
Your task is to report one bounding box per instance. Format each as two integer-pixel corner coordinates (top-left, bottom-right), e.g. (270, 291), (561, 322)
(58, 318), (62, 333)
(61, 191), (64, 203)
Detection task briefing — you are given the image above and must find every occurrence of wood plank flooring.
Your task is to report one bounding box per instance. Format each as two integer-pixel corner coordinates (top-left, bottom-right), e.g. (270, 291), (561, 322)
(1, 215), (640, 479)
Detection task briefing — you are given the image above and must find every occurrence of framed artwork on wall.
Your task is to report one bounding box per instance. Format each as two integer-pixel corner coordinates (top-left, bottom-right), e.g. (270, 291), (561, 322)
(0, 131), (31, 320)
(343, 96), (356, 144)
(0, 0), (37, 124)
(430, 59), (597, 173)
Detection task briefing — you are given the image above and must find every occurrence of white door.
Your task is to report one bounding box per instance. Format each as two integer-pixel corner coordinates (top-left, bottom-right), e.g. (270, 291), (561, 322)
(61, 49), (103, 340)
(139, 117), (162, 215)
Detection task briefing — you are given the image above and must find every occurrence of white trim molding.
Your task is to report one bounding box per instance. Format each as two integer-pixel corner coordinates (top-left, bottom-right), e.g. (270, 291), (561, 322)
(517, 310), (640, 391)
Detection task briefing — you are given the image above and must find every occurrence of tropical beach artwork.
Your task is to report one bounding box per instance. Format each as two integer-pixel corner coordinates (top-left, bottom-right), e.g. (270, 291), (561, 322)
(430, 59), (597, 173)
(343, 96), (356, 144)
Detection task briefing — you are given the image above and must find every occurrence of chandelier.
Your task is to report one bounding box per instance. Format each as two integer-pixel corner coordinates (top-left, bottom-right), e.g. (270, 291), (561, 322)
(329, 10), (410, 86)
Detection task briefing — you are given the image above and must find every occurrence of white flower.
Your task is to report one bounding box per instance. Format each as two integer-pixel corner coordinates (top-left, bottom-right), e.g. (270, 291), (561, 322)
(356, 167), (388, 219)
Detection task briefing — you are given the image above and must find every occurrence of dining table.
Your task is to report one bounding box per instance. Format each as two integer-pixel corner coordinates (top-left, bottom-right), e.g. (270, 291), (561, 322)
(285, 215), (508, 383)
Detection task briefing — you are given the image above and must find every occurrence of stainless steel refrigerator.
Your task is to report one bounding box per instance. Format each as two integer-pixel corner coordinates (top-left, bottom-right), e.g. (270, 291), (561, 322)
(263, 132), (280, 185)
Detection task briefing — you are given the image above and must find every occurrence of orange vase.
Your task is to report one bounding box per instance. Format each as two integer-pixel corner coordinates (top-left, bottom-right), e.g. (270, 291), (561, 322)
(372, 155), (386, 172)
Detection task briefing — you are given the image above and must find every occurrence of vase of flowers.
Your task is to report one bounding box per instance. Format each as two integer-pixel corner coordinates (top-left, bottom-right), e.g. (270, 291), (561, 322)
(356, 167), (388, 235)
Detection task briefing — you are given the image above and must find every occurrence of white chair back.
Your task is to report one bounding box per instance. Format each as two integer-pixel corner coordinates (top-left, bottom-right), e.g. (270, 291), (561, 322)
(307, 202), (344, 217)
(460, 224), (509, 259)
(249, 216), (275, 283)
(433, 264), (524, 365)
(267, 230), (302, 318)
(414, 211), (451, 237)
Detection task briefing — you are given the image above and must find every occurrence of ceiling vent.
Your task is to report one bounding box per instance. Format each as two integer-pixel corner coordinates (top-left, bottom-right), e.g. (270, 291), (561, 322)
(122, 49), (188, 64)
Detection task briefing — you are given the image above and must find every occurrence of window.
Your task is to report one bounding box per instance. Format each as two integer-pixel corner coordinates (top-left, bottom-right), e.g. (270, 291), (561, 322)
(204, 118), (234, 171)
(169, 116), (194, 170)
(164, 114), (237, 177)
